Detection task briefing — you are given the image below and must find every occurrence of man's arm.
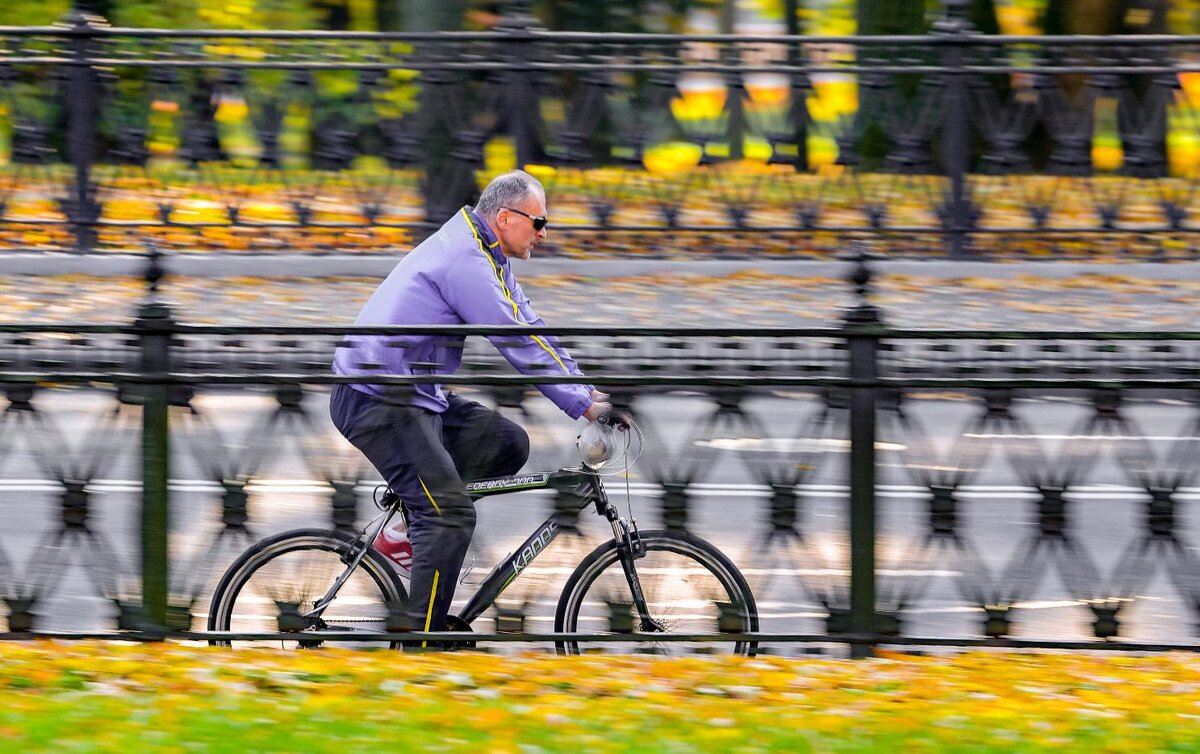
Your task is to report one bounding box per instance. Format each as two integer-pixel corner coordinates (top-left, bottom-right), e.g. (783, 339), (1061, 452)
(508, 275), (591, 379)
(510, 276), (612, 421)
(444, 250), (595, 420)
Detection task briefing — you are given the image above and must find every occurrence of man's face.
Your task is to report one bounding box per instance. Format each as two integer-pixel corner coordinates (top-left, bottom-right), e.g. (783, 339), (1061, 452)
(497, 192), (548, 261)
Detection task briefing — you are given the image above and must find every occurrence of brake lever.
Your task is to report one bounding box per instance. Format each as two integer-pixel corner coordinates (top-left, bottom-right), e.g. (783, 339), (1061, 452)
(601, 410), (634, 431)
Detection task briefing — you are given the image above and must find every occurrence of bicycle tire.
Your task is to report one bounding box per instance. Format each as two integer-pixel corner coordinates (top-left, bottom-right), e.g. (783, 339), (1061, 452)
(554, 529), (758, 656)
(208, 528), (408, 649)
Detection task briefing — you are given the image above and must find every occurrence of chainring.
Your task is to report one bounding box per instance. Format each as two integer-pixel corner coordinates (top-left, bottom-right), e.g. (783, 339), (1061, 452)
(444, 615), (476, 650)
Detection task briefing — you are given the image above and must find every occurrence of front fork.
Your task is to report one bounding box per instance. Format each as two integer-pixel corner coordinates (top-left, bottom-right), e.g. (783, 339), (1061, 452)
(605, 504), (664, 633)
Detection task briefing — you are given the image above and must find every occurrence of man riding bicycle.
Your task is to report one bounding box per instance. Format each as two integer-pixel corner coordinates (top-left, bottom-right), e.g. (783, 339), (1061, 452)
(330, 170), (610, 639)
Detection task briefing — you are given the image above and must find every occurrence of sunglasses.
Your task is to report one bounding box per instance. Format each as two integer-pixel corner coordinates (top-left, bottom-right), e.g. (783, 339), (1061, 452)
(503, 206), (548, 231)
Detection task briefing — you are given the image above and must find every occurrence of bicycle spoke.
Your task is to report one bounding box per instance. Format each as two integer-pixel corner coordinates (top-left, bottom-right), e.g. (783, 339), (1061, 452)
(209, 530), (405, 650)
(557, 531), (757, 656)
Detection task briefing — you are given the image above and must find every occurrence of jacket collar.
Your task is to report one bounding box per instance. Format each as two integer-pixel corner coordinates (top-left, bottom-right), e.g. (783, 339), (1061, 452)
(463, 206), (505, 261)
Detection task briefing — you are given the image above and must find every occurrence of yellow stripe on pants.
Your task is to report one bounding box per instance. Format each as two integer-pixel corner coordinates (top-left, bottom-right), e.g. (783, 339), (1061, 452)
(419, 476), (442, 515)
(422, 570), (440, 648)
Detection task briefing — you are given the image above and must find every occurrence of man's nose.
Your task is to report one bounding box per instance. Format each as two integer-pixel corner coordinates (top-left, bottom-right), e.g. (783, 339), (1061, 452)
(537, 226), (548, 240)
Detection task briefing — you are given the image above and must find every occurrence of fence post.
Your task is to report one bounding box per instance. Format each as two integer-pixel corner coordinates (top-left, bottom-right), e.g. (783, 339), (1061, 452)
(785, 4), (808, 173)
(137, 246), (174, 626)
(499, 0), (541, 170)
(843, 242), (881, 658)
(722, 39), (745, 163)
(63, 9), (103, 253)
(937, 0), (975, 258)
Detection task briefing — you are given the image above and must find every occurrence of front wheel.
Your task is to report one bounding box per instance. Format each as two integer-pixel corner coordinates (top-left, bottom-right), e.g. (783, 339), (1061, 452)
(555, 529), (758, 656)
(208, 528), (408, 649)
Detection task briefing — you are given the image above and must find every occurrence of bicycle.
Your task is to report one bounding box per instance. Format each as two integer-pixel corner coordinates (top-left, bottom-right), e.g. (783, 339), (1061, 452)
(207, 422), (759, 655)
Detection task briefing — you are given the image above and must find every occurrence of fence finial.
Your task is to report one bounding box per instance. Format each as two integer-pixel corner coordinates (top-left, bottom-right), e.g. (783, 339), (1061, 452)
(938, 0), (981, 37)
(842, 241), (881, 324)
(932, 0), (975, 35)
(945, 0), (968, 16)
(138, 238), (177, 322)
(497, 0), (538, 29)
(143, 239), (166, 296)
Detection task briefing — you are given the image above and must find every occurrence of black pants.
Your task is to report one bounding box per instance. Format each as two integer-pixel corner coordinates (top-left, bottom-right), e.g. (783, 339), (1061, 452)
(329, 384), (529, 633)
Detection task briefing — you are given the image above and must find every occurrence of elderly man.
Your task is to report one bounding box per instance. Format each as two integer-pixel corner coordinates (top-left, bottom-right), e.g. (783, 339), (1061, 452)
(330, 170), (610, 639)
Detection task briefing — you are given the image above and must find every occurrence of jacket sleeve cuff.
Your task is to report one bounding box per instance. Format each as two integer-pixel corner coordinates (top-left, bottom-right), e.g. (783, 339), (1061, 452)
(566, 397), (591, 420)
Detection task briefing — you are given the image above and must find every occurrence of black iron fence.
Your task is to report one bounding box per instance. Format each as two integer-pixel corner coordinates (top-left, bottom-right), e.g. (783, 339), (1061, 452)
(1, 4), (1200, 258)
(1, 251), (1198, 651)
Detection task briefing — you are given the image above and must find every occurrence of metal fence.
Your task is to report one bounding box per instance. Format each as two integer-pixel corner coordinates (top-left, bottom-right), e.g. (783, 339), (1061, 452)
(1, 250), (1198, 651)
(2, 4), (1200, 258)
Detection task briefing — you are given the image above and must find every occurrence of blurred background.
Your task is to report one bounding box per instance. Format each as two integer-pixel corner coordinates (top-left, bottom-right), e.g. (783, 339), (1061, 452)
(1, 0), (1199, 654)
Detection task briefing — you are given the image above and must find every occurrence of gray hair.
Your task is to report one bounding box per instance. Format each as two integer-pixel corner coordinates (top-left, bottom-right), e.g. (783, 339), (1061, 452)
(475, 170), (544, 221)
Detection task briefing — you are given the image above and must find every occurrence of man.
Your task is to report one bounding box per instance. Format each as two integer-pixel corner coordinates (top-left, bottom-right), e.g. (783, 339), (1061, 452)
(330, 170), (610, 638)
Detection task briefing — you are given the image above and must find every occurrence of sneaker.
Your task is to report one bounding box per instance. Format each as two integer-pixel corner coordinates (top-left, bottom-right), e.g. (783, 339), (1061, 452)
(373, 521), (413, 574)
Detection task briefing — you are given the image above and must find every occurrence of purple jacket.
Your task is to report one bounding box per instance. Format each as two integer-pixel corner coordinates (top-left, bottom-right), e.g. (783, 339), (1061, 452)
(333, 206), (594, 419)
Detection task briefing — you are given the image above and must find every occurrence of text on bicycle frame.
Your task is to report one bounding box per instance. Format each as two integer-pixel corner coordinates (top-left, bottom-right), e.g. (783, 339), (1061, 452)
(510, 520), (560, 579)
(465, 473), (551, 494)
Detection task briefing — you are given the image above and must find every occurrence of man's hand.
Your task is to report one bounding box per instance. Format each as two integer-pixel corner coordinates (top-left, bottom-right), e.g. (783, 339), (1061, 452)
(583, 390), (632, 429)
(583, 390), (611, 422)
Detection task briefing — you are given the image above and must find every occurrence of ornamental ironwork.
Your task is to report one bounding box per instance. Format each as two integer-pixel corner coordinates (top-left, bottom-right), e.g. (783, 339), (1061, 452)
(1, 7), (1199, 258)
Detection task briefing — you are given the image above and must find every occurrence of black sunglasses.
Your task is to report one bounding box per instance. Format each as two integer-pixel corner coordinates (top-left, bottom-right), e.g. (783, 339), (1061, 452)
(503, 206), (548, 231)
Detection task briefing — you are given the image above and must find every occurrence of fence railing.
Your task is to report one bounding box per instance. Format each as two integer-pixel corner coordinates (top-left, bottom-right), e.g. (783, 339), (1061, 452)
(1, 3), (1199, 258)
(1, 250), (1199, 651)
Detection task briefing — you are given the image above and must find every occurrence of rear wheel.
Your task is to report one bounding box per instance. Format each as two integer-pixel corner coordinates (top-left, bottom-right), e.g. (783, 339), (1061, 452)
(554, 529), (757, 655)
(208, 528), (407, 649)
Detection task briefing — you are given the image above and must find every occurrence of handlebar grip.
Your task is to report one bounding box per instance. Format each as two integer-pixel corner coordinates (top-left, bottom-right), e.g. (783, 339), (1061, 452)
(600, 410), (633, 430)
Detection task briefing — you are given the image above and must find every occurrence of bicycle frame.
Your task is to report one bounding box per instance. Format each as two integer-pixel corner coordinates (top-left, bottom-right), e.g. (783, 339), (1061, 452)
(456, 468), (599, 625)
(457, 466), (660, 631)
(308, 465), (660, 632)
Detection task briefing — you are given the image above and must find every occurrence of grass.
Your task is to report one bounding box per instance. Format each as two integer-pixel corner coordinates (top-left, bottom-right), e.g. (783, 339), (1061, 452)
(1, 642), (1199, 752)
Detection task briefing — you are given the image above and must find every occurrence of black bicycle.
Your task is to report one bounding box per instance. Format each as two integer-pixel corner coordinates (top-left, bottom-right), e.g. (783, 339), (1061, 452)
(208, 445), (758, 654)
